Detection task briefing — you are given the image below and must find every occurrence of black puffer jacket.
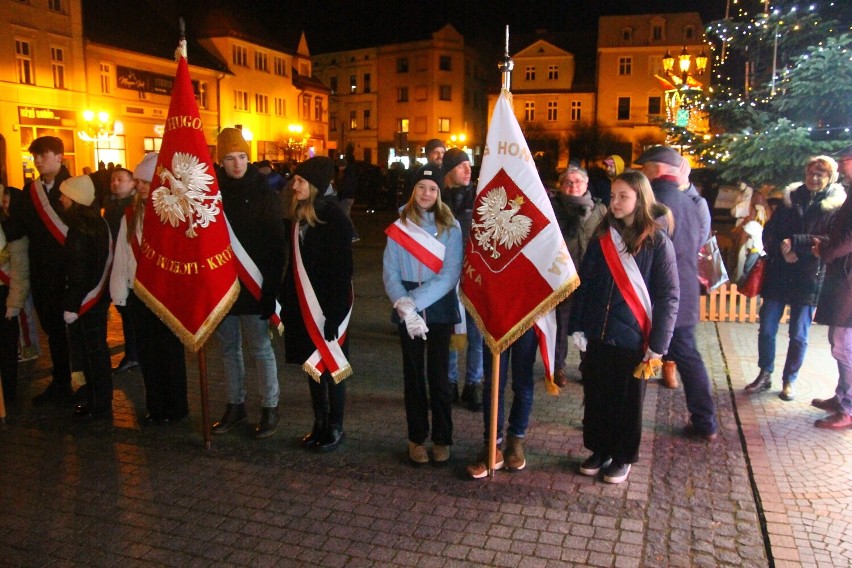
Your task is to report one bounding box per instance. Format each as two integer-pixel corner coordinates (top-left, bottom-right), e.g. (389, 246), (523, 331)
(218, 165), (287, 316)
(62, 218), (111, 314)
(814, 196), (852, 327)
(569, 228), (680, 355)
(3, 165), (73, 296)
(282, 196), (354, 364)
(762, 182), (846, 306)
(443, 183), (475, 238)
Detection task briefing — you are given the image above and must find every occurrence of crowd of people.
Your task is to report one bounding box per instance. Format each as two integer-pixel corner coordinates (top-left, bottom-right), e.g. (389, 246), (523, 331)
(1, 132), (850, 487)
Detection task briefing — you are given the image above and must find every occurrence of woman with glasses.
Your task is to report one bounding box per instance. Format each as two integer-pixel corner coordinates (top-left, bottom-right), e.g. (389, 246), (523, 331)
(745, 156), (847, 401)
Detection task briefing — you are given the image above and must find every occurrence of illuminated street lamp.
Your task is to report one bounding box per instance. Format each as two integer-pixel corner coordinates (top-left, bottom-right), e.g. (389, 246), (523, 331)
(657, 46), (711, 152)
(282, 123), (309, 162)
(448, 133), (467, 148)
(77, 109), (117, 165)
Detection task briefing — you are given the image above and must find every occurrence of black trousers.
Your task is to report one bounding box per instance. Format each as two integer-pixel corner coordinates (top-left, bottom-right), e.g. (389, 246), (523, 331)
(308, 372), (346, 428)
(398, 322), (453, 445)
(68, 301), (112, 412)
(128, 293), (188, 419)
(0, 287), (20, 402)
(31, 282), (71, 387)
(582, 341), (646, 465)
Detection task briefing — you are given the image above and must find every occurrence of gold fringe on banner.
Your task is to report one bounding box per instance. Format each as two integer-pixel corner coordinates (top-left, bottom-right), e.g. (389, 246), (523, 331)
(133, 279), (239, 352)
(461, 272), (580, 356)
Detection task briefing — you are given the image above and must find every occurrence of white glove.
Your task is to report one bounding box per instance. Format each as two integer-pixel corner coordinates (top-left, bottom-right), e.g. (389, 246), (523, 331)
(404, 312), (429, 340)
(572, 331), (587, 352)
(63, 311), (79, 324)
(393, 296), (417, 319)
(643, 348), (662, 362)
(5, 307), (20, 320)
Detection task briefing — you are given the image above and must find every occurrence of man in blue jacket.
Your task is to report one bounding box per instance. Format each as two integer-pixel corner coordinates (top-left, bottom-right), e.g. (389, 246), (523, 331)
(636, 146), (719, 441)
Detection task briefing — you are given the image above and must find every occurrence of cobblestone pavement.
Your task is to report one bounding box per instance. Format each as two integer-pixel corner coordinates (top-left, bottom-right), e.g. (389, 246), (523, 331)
(0, 209), (848, 567)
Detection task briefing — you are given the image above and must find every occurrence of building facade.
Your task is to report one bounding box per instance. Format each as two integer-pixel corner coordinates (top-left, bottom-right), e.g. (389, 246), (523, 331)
(0, 0), (87, 187)
(493, 37), (597, 170)
(313, 24), (490, 167)
(596, 12), (709, 163)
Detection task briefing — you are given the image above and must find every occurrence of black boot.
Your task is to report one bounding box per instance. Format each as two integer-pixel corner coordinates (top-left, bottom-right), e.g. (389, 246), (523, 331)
(301, 420), (325, 448)
(254, 406), (280, 439)
(211, 403), (247, 434)
(745, 370), (772, 393)
(463, 383), (483, 412)
(315, 423), (345, 452)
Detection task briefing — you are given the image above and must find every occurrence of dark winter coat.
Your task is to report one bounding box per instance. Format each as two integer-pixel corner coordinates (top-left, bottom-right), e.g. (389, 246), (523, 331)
(62, 218), (111, 314)
(651, 177), (711, 328)
(550, 192), (606, 264)
(569, 228), (680, 356)
(218, 165), (288, 317)
(814, 196), (852, 326)
(282, 196), (354, 364)
(3, 165), (73, 296)
(762, 182), (846, 306)
(103, 195), (135, 240)
(443, 183), (475, 238)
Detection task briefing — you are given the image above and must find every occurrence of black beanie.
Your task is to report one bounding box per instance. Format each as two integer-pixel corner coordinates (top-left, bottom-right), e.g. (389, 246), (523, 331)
(425, 138), (446, 154)
(442, 148), (470, 175)
(412, 162), (444, 191)
(294, 157), (335, 191)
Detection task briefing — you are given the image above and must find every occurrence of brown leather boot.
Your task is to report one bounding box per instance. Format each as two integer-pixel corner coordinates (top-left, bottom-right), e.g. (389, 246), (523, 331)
(662, 361), (678, 389)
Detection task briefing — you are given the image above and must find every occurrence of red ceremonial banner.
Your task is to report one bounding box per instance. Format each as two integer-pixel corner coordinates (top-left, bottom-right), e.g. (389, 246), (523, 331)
(461, 90), (579, 358)
(134, 55), (238, 351)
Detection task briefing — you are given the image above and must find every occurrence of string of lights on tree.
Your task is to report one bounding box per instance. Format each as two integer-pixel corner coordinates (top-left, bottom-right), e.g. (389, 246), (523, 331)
(662, 0), (851, 185)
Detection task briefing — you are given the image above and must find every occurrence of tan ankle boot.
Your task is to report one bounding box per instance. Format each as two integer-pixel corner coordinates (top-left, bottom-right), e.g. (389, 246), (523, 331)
(504, 435), (526, 471)
(662, 361), (678, 389)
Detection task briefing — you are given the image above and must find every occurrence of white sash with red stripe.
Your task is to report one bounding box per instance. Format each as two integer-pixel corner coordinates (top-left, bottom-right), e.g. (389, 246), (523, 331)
(225, 218), (284, 334)
(78, 218), (114, 316)
(385, 219), (445, 273)
(30, 180), (68, 245)
(293, 223), (353, 383)
(385, 218), (466, 334)
(600, 226), (652, 348)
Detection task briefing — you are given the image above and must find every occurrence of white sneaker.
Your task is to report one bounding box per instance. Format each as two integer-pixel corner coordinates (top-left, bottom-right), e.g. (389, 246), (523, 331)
(603, 462), (631, 484)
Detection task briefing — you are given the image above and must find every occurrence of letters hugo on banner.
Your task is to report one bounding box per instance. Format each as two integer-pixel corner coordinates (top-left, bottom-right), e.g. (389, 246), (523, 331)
(460, 90), (579, 393)
(134, 51), (239, 351)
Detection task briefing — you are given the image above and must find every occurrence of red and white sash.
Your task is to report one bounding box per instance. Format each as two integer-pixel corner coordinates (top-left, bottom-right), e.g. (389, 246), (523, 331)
(30, 180), (68, 245)
(600, 227), (652, 348)
(78, 218), (114, 316)
(225, 218), (284, 334)
(385, 218), (466, 334)
(385, 219), (444, 273)
(293, 223), (353, 383)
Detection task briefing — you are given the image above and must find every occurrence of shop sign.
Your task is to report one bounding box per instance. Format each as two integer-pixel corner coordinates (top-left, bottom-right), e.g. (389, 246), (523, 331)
(18, 106), (77, 127)
(117, 66), (199, 95)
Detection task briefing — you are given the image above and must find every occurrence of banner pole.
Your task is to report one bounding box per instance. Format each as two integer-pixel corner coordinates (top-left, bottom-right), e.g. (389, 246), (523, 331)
(0, 375), (6, 424)
(487, 351), (500, 476)
(198, 345), (211, 450)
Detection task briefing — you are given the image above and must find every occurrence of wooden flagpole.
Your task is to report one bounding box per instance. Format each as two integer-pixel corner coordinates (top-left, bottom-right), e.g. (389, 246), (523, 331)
(0, 375), (6, 424)
(487, 352), (500, 475)
(198, 345), (212, 450)
(487, 25), (515, 477)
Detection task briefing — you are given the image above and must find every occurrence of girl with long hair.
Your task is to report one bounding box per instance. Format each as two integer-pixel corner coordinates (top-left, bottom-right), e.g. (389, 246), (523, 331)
(383, 162), (462, 466)
(282, 156), (354, 452)
(569, 170), (680, 484)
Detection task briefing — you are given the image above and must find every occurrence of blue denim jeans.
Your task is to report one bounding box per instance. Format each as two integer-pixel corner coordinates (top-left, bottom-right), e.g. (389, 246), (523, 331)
(448, 309), (483, 386)
(481, 328), (537, 441)
(758, 299), (816, 385)
(829, 326), (852, 415)
(216, 314), (280, 408)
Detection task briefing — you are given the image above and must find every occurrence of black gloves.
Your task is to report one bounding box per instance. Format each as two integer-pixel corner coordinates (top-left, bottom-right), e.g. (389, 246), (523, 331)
(324, 319), (339, 342)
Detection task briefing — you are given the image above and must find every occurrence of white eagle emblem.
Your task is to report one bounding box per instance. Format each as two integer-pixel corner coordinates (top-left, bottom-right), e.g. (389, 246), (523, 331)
(471, 186), (533, 259)
(152, 152), (220, 238)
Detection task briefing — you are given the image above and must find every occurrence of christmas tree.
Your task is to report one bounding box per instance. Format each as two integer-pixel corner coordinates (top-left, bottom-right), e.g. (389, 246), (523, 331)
(695, 0), (851, 186)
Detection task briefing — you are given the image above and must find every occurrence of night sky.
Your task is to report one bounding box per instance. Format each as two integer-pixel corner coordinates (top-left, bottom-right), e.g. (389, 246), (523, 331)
(253, 0), (730, 55)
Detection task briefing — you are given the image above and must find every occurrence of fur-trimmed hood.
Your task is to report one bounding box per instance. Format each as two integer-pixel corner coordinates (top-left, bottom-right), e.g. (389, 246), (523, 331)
(781, 182), (846, 211)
